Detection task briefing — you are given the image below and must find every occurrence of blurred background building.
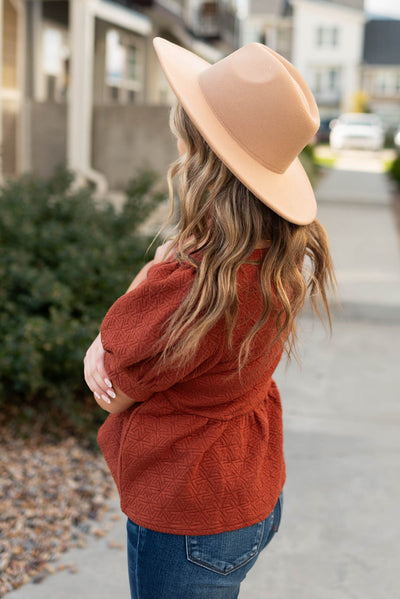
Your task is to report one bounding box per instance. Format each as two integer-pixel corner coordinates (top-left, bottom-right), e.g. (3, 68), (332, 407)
(291, 0), (365, 121)
(0, 0), (399, 191)
(361, 18), (400, 129)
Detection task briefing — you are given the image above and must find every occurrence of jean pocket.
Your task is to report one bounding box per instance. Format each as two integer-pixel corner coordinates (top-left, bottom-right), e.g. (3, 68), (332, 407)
(185, 520), (264, 575)
(274, 491), (283, 534)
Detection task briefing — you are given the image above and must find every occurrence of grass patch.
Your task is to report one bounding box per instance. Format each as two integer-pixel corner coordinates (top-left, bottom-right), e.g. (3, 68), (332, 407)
(314, 156), (337, 169)
(383, 159), (395, 173)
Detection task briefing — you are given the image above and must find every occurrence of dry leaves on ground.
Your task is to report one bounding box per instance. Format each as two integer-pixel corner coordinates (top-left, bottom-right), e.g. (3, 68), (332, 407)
(0, 426), (116, 597)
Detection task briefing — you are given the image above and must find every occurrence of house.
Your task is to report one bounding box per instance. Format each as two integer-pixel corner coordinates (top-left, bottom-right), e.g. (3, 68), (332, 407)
(0, 0), (237, 189)
(290, 0), (365, 120)
(237, 0), (293, 59)
(3, 1), (397, 190)
(361, 18), (400, 129)
(234, 0), (366, 121)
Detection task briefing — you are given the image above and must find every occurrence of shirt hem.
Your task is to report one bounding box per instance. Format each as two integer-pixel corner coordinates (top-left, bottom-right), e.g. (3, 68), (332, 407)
(120, 482), (286, 536)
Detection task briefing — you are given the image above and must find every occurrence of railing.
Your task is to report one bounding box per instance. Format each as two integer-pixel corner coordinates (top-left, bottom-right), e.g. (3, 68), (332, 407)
(192, 1), (219, 38)
(109, 0), (155, 8)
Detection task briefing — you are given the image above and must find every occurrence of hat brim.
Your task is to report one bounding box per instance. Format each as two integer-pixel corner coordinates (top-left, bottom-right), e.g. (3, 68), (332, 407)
(153, 37), (317, 226)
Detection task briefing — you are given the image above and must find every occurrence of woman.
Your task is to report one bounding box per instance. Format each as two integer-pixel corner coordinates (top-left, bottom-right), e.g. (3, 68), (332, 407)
(84, 37), (336, 599)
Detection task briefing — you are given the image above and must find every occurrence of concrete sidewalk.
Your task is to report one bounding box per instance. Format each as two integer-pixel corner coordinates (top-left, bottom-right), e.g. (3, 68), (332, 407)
(315, 168), (400, 322)
(243, 317), (400, 598)
(7, 318), (399, 599)
(314, 165), (392, 205)
(6, 166), (400, 598)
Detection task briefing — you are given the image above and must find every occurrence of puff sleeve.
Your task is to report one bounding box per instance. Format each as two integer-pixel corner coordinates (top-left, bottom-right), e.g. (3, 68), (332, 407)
(99, 259), (223, 404)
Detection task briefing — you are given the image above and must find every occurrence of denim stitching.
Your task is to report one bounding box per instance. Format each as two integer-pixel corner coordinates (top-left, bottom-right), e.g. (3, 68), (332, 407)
(185, 519), (265, 576)
(135, 525), (141, 599)
(273, 493), (283, 532)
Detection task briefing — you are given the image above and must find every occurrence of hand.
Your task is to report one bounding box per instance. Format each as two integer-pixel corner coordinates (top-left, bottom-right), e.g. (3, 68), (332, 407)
(84, 332), (116, 409)
(84, 334), (139, 415)
(85, 243), (176, 414)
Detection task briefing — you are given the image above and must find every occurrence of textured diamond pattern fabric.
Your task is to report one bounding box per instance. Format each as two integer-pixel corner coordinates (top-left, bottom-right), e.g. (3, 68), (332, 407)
(97, 247), (286, 535)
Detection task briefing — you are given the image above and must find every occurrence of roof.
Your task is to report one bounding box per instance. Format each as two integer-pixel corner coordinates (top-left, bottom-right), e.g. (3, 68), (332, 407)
(291, 0), (364, 10)
(249, 0), (293, 17)
(363, 19), (400, 65)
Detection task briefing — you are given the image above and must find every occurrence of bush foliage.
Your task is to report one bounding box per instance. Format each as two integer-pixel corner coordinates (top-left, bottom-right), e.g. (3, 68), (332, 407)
(0, 152), (320, 439)
(0, 165), (165, 436)
(299, 144), (321, 187)
(388, 152), (400, 191)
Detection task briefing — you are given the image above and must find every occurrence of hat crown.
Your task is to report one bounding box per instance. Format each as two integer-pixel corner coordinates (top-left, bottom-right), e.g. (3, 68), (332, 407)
(198, 43), (320, 174)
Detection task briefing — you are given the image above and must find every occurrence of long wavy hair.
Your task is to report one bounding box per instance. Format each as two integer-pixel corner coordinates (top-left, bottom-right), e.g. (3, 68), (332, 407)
(149, 100), (337, 377)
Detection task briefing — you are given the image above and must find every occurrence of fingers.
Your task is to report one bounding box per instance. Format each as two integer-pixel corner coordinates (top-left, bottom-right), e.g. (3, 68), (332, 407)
(92, 367), (116, 404)
(92, 388), (115, 413)
(94, 338), (111, 385)
(84, 358), (110, 404)
(83, 333), (115, 405)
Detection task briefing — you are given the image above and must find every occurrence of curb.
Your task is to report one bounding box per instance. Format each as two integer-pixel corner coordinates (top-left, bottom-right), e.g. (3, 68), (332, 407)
(304, 298), (400, 325)
(315, 196), (392, 208)
(331, 300), (400, 324)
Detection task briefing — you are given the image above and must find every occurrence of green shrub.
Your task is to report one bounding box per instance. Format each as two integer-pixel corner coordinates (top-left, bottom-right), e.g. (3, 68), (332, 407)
(299, 144), (321, 187)
(384, 129), (395, 149)
(388, 153), (400, 191)
(0, 165), (165, 436)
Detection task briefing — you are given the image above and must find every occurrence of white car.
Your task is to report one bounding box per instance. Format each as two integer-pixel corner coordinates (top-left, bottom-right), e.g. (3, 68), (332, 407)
(329, 113), (385, 151)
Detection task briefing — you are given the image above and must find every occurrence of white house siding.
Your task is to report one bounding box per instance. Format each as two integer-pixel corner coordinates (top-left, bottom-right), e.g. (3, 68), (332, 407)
(362, 65), (400, 128)
(291, 0), (365, 118)
(249, 0), (282, 13)
(238, 2), (293, 59)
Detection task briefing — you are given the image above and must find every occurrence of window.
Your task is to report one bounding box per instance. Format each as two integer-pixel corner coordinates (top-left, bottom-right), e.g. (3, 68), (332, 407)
(312, 67), (341, 98)
(105, 28), (142, 104)
(110, 86), (119, 102)
(42, 25), (69, 102)
(196, 1), (219, 36)
(201, 1), (218, 17)
(376, 71), (393, 96)
(377, 74), (387, 95)
(328, 69), (339, 91)
(46, 75), (57, 101)
(276, 26), (291, 54)
(395, 73), (400, 94)
(43, 28), (63, 77)
(375, 71), (400, 96)
(363, 72), (374, 95)
(106, 30), (125, 86)
(315, 26), (340, 48)
(127, 45), (137, 81)
(315, 71), (323, 94)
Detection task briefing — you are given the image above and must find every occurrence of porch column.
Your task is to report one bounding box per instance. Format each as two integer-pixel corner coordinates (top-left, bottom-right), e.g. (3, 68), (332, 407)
(68, 0), (106, 191)
(13, 0), (26, 175)
(31, 0), (44, 101)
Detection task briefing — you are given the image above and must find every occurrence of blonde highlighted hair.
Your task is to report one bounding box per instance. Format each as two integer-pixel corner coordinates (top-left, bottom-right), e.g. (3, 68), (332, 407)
(149, 100), (336, 376)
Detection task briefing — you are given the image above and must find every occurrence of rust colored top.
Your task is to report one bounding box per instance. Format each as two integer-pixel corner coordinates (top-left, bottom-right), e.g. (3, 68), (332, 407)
(97, 247), (286, 535)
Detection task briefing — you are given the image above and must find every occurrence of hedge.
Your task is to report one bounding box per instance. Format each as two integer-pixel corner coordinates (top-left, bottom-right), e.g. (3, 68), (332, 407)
(0, 165), (165, 439)
(388, 152), (400, 191)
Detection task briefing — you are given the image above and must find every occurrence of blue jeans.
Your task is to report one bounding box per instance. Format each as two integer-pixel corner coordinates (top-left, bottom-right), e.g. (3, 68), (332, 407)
(126, 490), (283, 599)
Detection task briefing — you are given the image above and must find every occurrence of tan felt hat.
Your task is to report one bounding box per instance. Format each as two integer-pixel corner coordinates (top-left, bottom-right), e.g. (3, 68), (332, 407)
(153, 36), (320, 225)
